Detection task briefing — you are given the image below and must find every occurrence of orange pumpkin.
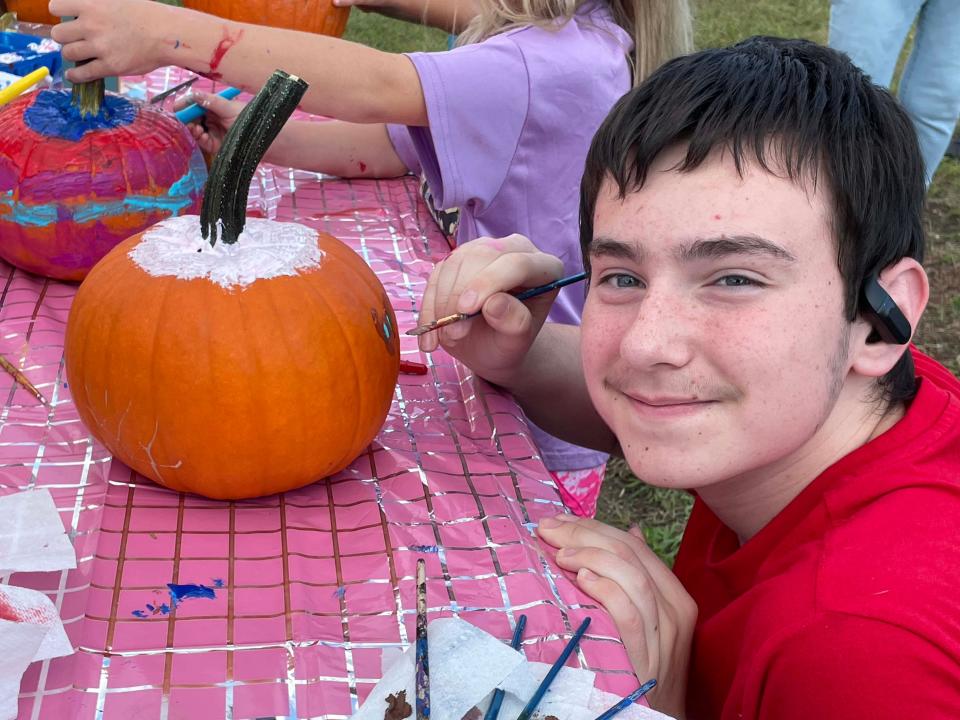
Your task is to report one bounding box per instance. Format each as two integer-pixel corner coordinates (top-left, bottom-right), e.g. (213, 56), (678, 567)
(182, 0), (350, 37)
(6, 0), (58, 25)
(64, 215), (400, 499)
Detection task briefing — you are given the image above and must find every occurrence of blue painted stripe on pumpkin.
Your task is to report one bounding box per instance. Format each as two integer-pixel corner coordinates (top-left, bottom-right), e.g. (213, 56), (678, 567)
(0, 154), (206, 227)
(0, 196), (58, 226)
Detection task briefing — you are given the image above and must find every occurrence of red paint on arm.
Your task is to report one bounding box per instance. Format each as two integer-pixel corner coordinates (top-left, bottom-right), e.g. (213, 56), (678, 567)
(206, 26), (244, 81)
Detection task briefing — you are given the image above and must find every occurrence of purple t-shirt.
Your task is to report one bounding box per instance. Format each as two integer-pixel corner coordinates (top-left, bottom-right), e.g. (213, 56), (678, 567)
(388, 4), (632, 471)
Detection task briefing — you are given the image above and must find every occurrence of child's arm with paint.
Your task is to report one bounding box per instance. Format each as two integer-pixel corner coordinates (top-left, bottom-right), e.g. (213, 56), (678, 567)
(49, 0), (427, 125)
(330, 0), (479, 34)
(176, 90), (408, 177)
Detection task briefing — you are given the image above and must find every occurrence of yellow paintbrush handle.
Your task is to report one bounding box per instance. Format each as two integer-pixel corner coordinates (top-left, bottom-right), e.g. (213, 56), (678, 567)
(0, 66), (50, 107)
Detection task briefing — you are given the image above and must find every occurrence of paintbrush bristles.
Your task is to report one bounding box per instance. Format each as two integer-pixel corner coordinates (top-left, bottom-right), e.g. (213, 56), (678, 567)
(407, 312), (468, 337)
(0, 354), (47, 406)
(415, 559), (430, 720)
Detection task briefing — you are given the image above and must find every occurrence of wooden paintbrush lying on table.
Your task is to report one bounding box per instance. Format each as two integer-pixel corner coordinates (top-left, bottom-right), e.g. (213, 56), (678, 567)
(0, 353), (48, 406)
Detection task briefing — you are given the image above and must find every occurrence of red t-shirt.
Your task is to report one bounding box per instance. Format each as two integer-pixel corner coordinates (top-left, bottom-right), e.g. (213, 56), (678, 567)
(673, 350), (960, 719)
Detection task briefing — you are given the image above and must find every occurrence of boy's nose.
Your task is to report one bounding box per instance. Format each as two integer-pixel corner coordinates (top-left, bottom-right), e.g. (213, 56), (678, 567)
(619, 290), (694, 370)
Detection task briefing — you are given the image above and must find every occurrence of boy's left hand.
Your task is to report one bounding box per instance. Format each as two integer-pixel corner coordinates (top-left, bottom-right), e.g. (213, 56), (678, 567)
(537, 515), (696, 719)
(50, 0), (169, 82)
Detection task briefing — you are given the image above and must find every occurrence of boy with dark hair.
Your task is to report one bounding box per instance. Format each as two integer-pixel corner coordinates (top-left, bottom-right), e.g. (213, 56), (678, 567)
(416, 37), (960, 718)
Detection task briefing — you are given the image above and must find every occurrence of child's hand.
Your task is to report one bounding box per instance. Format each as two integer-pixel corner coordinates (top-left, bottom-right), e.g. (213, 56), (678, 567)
(536, 515), (697, 719)
(50, 0), (169, 82)
(174, 91), (245, 157)
(417, 234), (564, 384)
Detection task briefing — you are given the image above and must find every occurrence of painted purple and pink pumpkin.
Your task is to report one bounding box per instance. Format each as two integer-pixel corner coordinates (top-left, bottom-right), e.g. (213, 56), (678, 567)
(0, 89), (206, 282)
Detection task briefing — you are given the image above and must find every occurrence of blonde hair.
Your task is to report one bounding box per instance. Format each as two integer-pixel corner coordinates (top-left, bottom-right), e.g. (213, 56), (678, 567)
(456, 0), (693, 86)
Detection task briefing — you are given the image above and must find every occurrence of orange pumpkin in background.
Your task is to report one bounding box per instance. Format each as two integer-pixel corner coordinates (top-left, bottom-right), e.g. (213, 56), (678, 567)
(63, 71), (399, 500)
(5, 0), (58, 25)
(182, 0), (350, 37)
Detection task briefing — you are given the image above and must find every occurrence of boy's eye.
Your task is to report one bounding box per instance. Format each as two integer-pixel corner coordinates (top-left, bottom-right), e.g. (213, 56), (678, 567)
(714, 274), (761, 287)
(600, 273), (641, 288)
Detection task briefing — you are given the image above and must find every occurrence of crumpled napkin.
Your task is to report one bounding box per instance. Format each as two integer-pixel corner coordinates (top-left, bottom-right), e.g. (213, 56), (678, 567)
(351, 617), (674, 720)
(0, 585), (73, 720)
(0, 489), (77, 720)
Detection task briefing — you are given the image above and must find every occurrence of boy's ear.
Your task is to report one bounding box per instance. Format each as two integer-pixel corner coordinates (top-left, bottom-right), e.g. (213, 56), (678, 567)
(850, 258), (929, 379)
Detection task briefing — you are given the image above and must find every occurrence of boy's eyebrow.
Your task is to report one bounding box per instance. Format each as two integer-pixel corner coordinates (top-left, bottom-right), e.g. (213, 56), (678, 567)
(588, 234), (797, 263)
(589, 237), (644, 262)
(678, 235), (797, 262)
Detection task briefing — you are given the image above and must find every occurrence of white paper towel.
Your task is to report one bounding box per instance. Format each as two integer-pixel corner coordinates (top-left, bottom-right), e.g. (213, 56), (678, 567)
(0, 489), (77, 720)
(353, 618), (674, 720)
(0, 489), (77, 575)
(0, 585), (74, 720)
(355, 618), (528, 720)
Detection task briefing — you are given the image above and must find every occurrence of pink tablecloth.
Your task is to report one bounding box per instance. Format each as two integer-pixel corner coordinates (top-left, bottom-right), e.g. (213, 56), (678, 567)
(1, 69), (638, 720)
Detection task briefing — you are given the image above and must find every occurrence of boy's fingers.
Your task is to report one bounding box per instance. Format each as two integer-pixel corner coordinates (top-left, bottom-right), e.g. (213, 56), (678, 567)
(573, 565), (660, 677)
(50, 18), (86, 44)
(49, 0), (84, 16)
(479, 294), (534, 337)
(66, 59), (110, 83)
(417, 260), (445, 353)
(60, 40), (98, 63)
(456, 251), (564, 315)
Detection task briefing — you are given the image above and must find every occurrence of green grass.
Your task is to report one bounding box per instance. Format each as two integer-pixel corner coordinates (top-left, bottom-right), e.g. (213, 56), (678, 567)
(344, 10), (449, 52)
(344, 0), (960, 565)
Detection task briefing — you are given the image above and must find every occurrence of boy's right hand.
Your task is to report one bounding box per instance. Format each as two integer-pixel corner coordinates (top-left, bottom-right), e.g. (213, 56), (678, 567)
(173, 91), (246, 156)
(417, 235), (564, 388)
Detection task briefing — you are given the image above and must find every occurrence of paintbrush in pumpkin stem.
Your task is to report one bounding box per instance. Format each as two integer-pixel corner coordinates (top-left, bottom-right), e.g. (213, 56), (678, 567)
(201, 70), (308, 246)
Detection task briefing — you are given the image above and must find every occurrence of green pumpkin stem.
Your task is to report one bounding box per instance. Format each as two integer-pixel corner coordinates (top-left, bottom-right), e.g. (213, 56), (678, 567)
(71, 78), (105, 119)
(200, 71), (309, 246)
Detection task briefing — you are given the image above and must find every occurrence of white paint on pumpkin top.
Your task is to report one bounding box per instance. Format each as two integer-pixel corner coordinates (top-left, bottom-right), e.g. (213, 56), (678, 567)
(129, 215), (323, 289)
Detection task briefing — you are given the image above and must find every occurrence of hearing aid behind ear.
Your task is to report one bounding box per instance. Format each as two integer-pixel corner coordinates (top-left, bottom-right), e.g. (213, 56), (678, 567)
(861, 274), (912, 345)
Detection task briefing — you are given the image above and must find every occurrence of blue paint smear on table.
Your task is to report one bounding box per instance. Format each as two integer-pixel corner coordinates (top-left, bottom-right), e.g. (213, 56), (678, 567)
(410, 545), (439, 553)
(131, 581), (221, 618)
